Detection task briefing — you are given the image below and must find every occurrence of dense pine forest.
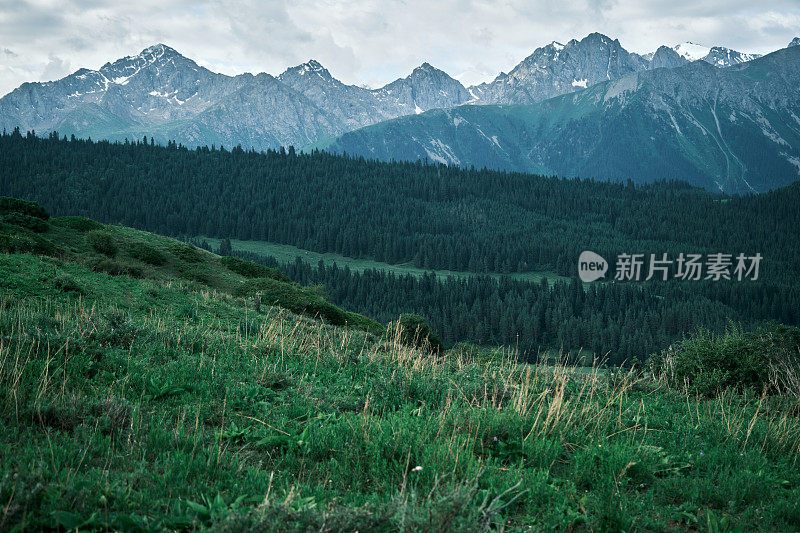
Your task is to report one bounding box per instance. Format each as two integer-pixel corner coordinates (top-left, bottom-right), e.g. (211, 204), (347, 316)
(3, 129), (800, 361)
(226, 252), (798, 364)
(3, 129), (800, 281)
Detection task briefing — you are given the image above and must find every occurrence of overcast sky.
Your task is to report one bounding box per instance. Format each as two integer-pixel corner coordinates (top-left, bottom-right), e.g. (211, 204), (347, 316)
(1, 0), (800, 96)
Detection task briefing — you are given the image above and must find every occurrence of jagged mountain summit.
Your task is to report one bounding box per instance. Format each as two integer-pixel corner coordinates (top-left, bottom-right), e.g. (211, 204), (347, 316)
(790, 37), (800, 48)
(467, 33), (650, 105)
(0, 35), (769, 151)
(673, 42), (760, 66)
(316, 46), (800, 194)
(0, 44), (475, 150)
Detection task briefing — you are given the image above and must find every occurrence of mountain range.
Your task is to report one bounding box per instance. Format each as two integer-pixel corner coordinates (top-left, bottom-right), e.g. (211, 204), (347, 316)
(318, 44), (800, 194)
(1, 34), (798, 192)
(0, 35), (773, 149)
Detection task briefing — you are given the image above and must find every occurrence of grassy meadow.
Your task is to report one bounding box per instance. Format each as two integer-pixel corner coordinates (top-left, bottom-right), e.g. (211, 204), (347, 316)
(197, 237), (569, 285)
(0, 203), (799, 531)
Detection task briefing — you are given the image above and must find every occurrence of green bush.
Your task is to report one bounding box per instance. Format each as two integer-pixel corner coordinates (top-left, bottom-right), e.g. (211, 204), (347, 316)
(2, 212), (48, 233)
(395, 314), (443, 354)
(647, 323), (800, 397)
(0, 196), (49, 220)
(181, 266), (213, 285)
(0, 223), (58, 255)
(53, 273), (83, 293)
(86, 257), (143, 278)
(220, 256), (291, 282)
(128, 242), (167, 266)
(51, 216), (105, 231)
(169, 243), (204, 263)
(233, 277), (380, 331)
(86, 231), (118, 257)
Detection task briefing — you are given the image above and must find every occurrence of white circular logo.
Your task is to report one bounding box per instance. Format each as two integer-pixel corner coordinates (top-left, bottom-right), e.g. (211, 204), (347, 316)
(578, 251), (608, 282)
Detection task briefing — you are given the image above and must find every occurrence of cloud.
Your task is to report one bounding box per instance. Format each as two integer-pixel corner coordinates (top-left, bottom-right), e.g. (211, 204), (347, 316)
(0, 0), (799, 95)
(40, 55), (71, 82)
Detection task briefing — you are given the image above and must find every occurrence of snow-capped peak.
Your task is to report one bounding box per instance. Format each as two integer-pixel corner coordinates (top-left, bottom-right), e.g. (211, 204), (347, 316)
(282, 59), (333, 80)
(673, 42), (711, 61)
(551, 41), (565, 51)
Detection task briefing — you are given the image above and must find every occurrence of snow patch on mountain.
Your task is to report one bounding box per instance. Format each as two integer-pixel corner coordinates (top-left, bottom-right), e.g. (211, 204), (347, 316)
(674, 42), (710, 61)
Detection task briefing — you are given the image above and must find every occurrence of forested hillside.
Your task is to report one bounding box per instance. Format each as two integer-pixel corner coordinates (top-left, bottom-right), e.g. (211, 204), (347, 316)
(2, 130), (800, 280)
(2, 129), (800, 361)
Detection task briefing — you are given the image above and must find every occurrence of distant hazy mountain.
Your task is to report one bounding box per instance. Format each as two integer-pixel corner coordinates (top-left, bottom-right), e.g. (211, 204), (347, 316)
(0, 36), (770, 151)
(0, 44), (469, 150)
(315, 46), (800, 194)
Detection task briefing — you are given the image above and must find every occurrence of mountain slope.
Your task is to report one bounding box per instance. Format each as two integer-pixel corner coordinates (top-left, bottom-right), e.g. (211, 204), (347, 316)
(0, 36), (766, 152)
(467, 33), (650, 105)
(0, 45), (472, 151)
(315, 46), (800, 194)
(3, 199), (799, 531)
(673, 42), (761, 66)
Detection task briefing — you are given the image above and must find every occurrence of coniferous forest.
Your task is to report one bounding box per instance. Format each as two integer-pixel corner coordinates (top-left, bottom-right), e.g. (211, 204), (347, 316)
(3, 128), (800, 362)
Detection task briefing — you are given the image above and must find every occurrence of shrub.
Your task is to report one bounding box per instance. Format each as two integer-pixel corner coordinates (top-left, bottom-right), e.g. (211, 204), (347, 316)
(87, 230), (118, 257)
(647, 323), (800, 397)
(169, 243), (204, 263)
(53, 273), (83, 293)
(0, 197), (49, 220)
(181, 266), (213, 285)
(234, 277), (360, 328)
(395, 314), (443, 354)
(51, 216), (104, 231)
(128, 242), (167, 266)
(2, 212), (48, 233)
(86, 257), (143, 278)
(220, 256), (291, 282)
(0, 223), (58, 255)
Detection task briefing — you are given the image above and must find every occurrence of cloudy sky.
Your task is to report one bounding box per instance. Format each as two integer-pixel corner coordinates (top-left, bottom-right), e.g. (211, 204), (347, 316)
(1, 0), (800, 96)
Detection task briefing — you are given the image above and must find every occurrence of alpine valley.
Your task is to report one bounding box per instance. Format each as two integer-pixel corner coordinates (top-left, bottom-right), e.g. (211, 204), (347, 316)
(1, 33), (799, 192)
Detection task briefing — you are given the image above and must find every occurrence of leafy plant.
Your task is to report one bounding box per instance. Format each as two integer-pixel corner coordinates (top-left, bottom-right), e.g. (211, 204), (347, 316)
(0, 196), (49, 220)
(87, 230), (119, 257)
(648, 323), (800, 396)
(395, 313), (443, 353)
(221, 255), (291, 282)
(128, 242), (167, 266)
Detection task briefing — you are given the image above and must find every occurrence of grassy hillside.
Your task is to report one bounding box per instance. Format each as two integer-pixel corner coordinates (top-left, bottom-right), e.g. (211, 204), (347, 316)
(0, 202), (382, 335)
(1, 201), (800, 530)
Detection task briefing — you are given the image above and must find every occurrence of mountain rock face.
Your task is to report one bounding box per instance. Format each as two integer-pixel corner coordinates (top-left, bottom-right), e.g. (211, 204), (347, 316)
(316, 46), (800, 194)
(673, 42), (761, 66)
(467, 33), (650, 105)
(649, 46), (688, 69)
(790, 37), (800, 47)
(0, 35), (770, 152)
(0, 45), (470, 150)
(375, 63), (472, 115)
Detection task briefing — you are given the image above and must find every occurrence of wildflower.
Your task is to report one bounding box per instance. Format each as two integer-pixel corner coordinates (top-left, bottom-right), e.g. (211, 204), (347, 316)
(493, 436), (498, 442)
(699, 452), (704, 456)
(412, 466), (423, 472)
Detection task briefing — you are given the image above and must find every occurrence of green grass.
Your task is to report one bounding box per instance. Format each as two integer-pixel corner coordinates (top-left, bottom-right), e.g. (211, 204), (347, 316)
(198, 237), (569, 284)
(1, 210), (799, 530)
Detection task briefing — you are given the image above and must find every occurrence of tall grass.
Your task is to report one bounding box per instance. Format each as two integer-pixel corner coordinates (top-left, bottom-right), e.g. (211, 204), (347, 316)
(1, 254), (799, 530)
